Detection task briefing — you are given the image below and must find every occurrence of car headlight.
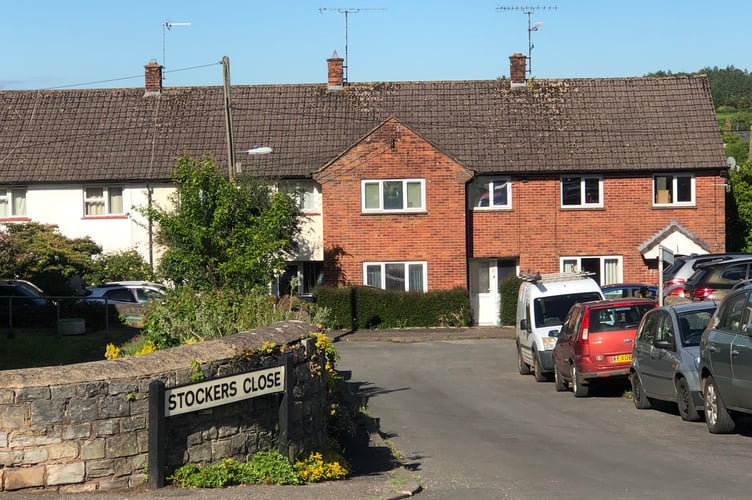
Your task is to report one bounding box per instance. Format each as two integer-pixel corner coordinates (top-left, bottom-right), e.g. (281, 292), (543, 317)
(543, 336), (557, 350)
(694, 356), (700, 370)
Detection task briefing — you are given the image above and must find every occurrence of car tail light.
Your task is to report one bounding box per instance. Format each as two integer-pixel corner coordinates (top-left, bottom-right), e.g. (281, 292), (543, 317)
(665, 277), (685, 287)
(690, 288), (714, 300)
(667, 287), (684, 297)
(581, 313), (590, 341)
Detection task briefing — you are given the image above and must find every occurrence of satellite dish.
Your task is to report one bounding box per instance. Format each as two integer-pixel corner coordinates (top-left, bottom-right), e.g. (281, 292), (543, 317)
(727, 156), (738, 170)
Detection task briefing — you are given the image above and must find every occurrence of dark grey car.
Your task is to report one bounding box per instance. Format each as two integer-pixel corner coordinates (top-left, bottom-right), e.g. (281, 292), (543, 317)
(631, 301), (717, 421)
(699, 285), (752, 433)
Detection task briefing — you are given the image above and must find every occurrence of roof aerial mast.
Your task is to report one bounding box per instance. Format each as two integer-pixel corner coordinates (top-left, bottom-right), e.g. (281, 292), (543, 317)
(161, 19), (191, 81)
(319, 7), (386, 84)
(497, 6), (556, 74)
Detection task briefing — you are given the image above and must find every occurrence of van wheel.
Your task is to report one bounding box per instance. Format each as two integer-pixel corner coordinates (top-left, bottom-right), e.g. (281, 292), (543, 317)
(517, 345), (531, 375)
(704, 376), (735, 434)
(676, 377), (701, 422)
(554, 366), (567, 392)
(571, 365), (589, 398)
(631, 372), (652, 409)
(532, 353), (548, 382)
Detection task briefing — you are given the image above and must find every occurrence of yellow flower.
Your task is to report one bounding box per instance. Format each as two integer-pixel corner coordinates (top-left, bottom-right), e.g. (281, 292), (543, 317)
(105, 343), (122, 360)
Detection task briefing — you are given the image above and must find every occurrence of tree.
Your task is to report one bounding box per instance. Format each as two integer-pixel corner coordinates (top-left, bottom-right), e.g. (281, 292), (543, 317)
(142, 156), (302, 292)
(0, 222), (102, 294)
(727, 160), (752, 252)
(84, 249), (152, 285)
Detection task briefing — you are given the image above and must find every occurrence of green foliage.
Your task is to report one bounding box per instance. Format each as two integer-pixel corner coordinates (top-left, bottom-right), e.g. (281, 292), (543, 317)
(722, 132), (750, 164)
(0, 222), (101, 295)
(728, 160), (752, 251)
(499, 275), (521, 326)
(139, 286), (305, 349)
(84, 250), (152, 284)
(141, 156), (302, 293)
(169, 453), (302, 487)
(312, 286), (472, 330)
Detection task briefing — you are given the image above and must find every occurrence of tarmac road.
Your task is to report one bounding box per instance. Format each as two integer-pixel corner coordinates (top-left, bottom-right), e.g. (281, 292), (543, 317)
(2, 326), (506, 500)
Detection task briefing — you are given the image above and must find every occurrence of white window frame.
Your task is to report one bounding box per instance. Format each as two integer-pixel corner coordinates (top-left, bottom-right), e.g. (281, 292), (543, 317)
(84, 186), (124, 216)
(280, 181), (320, 212)
(363, 261), (428, 292)
(471, 177), (512, 209)
(560, 175), (603, 208)
(560, 255), (623, 286)
(361, 179), (425, 213)
(653, 173), (695, 206)
(0, 187), (27, 217)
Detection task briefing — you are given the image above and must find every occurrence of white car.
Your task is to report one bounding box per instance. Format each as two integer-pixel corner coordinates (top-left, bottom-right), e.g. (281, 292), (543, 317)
(80, 281), (167, 304)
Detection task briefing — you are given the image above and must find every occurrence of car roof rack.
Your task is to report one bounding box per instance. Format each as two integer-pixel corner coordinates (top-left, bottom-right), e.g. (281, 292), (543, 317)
(518, 271), (595, 284)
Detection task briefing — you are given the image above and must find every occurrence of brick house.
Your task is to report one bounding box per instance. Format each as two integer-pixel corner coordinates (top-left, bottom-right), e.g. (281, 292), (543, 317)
(0, 53), (727, 324)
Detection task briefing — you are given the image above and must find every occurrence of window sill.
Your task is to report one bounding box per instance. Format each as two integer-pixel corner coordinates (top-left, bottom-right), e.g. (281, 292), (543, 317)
(0, 217), (31, 222)
(652, 204), (696, 209)
(81, 215), (128, 220)
(361, 210), (428, 215)
(473, 206), (513, 211)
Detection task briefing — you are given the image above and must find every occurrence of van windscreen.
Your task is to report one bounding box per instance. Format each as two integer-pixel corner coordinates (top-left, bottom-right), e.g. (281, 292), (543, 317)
(533, 292), (602, 328)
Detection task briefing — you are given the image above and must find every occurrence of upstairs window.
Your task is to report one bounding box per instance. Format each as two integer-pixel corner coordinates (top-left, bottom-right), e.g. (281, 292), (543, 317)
(0, 188), (27, 217)
(362, 179), (425, 213)
(364, 261), (427, 292)
(84, 186), (124, 216)
(471, 178), (511, 209)
(561, 176), (602, 207)
(654, 174), (694, 206)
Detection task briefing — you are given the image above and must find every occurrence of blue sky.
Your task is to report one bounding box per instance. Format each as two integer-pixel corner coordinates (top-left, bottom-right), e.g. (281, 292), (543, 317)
(2, 1), (750, 90)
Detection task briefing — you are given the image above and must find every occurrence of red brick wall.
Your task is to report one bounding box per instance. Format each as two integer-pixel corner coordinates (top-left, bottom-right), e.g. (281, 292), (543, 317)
(316, 119), (472, 290)
(472, 172), (726, 284)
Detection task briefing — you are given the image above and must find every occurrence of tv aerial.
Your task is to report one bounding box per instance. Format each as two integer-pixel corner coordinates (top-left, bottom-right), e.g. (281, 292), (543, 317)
(162, 19), (191, 80)
(497, 6), (556, 74)
(319, 7), (386, 83)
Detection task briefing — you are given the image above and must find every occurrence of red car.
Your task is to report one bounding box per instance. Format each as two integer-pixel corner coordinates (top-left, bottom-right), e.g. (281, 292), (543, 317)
(551, 298), (656, 397)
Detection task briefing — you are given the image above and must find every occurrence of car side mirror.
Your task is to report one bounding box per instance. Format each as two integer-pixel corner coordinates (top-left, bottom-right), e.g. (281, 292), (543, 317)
(548, 330), (560, 338)
(520, 318), (529, 331)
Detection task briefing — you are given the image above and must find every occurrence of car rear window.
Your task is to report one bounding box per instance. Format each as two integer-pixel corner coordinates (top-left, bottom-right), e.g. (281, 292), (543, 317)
(588, 304), (654, 332)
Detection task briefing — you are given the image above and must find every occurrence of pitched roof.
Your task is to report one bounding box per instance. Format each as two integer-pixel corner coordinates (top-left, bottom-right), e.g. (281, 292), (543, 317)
(0, 76), (725, 184)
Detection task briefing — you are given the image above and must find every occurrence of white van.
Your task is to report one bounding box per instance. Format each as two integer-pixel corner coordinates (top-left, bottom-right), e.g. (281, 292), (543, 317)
(516, 272), (603, 381)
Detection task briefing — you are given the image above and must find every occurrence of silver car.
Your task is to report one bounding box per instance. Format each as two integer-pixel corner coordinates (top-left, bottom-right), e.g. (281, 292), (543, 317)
(630, 301), (717, 421)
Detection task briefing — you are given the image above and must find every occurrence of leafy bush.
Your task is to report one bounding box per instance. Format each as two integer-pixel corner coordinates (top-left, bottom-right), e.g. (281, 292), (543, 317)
(139, 287), (308, 349)
(499, 275), (521, 326)
(169, 453), (301, 487)
(84, 250), (152, 285)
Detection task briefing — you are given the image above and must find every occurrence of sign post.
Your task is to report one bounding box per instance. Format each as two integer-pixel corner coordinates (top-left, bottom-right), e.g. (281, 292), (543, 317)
(658, 245), (674, 306)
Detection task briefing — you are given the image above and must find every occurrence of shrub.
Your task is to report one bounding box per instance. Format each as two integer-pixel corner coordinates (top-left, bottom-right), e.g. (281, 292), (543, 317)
(312, 285), (472, 330)
(139, 287), (306, 349)
(499, 275), (522, 325)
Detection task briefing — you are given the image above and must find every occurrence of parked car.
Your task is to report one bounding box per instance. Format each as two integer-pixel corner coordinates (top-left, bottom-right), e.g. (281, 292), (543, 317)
(0, 279), (56, 327)
(663, 253), (752, 288)
(601, 284), (657, 300)
(630, 301), (717, 421)
(699, 284), (752, 433)
(683, 257), (752, 301)
(551, 298), (656, 397)
(79, 281), (167, 304)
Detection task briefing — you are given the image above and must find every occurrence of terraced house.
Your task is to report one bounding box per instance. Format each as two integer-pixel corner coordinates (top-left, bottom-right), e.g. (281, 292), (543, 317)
(0, 52), (727, 324)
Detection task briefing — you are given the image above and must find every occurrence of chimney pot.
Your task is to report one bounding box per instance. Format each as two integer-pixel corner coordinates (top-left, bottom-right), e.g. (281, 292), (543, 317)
(509, 53), (527, 89)
(144, 60), (163, 94)
(327, 50), (344, 91)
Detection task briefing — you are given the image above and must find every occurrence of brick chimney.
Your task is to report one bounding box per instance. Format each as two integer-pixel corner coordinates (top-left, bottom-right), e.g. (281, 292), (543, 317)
(509, 53), (527, 88)
(144, 60), (162, 94)
(327, 50), (344, 91)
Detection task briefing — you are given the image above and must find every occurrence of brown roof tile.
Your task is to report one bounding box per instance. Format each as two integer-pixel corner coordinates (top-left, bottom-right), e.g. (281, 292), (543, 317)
(0, 76), (726, 184)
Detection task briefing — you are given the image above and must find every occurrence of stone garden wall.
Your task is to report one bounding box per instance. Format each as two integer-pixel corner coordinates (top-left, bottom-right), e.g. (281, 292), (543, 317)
(0, 320), (327, 493)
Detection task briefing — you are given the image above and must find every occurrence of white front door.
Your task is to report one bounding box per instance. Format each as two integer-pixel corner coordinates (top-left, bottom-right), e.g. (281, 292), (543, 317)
(470, 259), (499, 325)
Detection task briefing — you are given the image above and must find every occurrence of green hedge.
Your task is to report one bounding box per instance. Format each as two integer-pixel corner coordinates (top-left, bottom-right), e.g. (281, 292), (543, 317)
(312, 286), (472, 330)
(499, 275), (522, 326)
